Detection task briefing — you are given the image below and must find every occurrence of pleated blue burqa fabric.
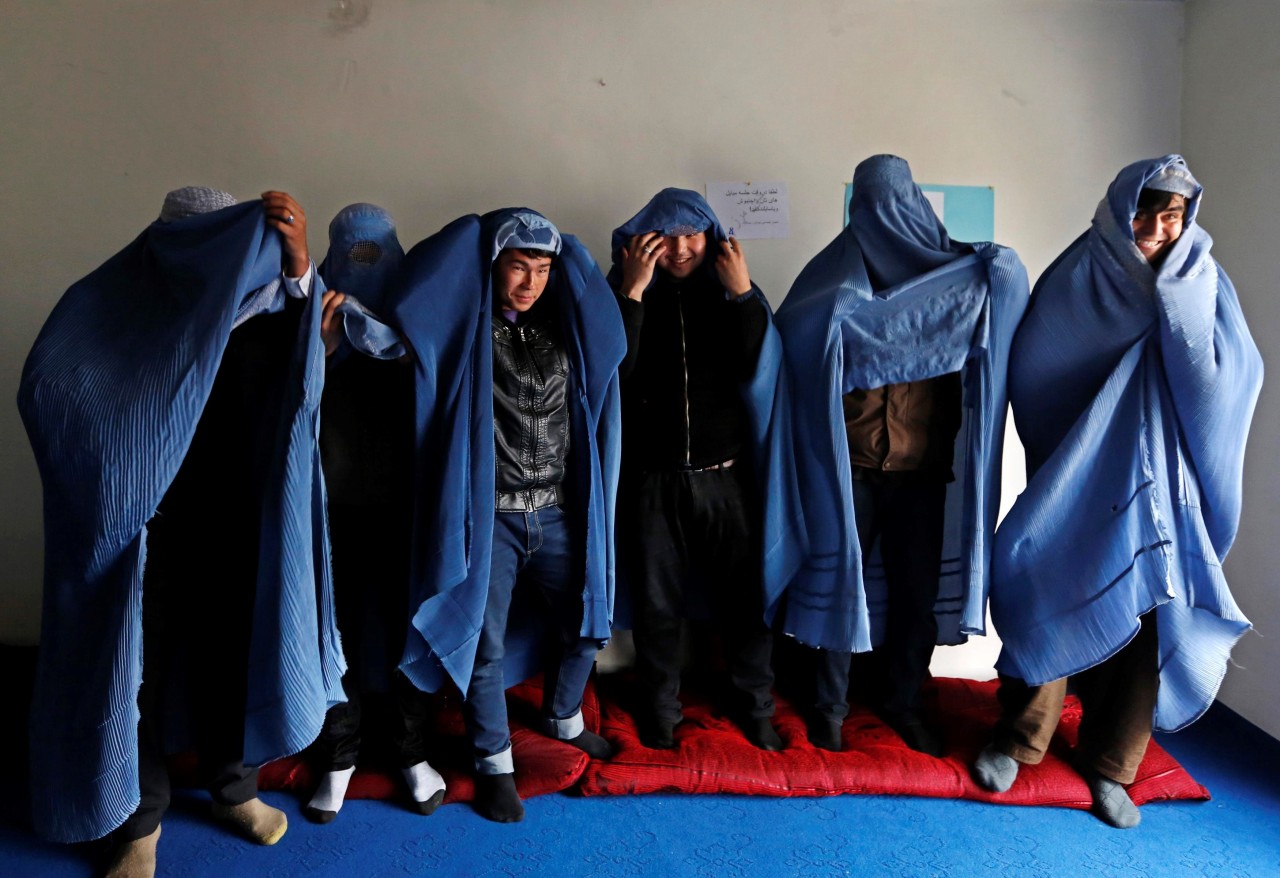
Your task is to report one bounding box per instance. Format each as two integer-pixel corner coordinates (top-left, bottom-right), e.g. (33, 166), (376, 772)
(18, 199), (346, 842)
(774, 156), (1029, 653)
(991, 155), (1263, 731)
(607, 188), (809, 626)
(387, 208), (626, 695)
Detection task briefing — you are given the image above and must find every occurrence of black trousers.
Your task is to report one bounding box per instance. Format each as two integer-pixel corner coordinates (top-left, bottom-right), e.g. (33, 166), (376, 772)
(628, 466), (774, 727)
(117, 306), (301, 842)
(309, 497), (432, 772)
(313, 673), (436, 772)
(120, 549), (260, 842)
(815, 476), (947, 721)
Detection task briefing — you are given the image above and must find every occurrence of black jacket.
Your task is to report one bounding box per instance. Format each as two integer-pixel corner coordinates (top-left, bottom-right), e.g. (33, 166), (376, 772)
(615, 271), (767, 471)
(491, 307), (570, 509)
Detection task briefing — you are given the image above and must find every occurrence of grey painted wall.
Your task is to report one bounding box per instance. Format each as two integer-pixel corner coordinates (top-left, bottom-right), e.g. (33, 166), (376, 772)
(1, 1), (1188, 691)
(1182, 0), (1280, 739)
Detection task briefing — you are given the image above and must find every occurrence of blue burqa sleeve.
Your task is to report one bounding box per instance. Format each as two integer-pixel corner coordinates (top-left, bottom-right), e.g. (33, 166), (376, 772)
(991, 155), (1263, 731)
(18, 201), (346, 842)
(606, 188), (808, 629)
(774, 155), (1029, 652)
(387, 208), (625, 695)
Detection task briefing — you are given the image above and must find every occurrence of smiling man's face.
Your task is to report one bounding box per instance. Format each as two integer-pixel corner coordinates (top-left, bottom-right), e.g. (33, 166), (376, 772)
(1132, 191), (1186, 266)
(493, 248), (553, 312)
(656, 232), (708, 279)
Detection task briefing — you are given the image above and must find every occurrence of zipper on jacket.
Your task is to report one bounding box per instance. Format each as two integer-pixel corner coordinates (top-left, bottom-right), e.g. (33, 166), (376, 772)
(515, 323), (540, 487)
(677, 289), (691, 467)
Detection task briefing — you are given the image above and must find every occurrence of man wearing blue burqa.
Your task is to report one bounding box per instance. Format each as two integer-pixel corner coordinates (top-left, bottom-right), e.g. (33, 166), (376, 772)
(775, 155), (1028, 754)
(305, 203), (447, 824)
(976, 156), (1263, 829)
(387, 208), (625, 823)
(609, 188), (806, 752)
(18, 187), (346, 876)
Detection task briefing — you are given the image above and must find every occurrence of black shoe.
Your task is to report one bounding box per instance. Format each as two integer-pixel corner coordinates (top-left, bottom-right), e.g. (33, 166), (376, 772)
(743, 717), (783, 752)
(808, 717), (844, 753)
(640, 718), (677, 750)
(884, 712), (943, 757)
(473, 773), (524, 823)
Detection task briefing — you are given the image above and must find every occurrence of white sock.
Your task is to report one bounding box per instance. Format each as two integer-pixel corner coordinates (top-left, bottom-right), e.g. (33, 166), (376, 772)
(402, 760), (447, 804)
(307, 766), (356, 814)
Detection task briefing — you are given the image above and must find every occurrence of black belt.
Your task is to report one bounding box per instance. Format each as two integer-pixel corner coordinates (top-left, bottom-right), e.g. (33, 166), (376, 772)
(495, 484), (562, 512)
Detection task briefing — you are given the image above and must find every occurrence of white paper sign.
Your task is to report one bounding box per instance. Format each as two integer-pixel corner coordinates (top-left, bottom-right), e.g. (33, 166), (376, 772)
(707, 181), (790, 239)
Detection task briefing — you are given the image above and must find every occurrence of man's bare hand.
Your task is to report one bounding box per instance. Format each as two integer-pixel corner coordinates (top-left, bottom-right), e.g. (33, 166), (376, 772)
(320, 290), (346, 357)
(715, 236), (752, 297)
(261, 191), (309, 279)
(618, 231), (667, 301)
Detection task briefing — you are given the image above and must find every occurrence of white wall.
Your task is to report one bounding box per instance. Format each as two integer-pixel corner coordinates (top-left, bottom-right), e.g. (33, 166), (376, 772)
(0, 1), (1187, 664)
(1182, 0), (1280, 739)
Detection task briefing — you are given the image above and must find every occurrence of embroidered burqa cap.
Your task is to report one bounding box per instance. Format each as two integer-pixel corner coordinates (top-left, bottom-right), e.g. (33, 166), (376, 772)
(159, 186), (238, 223)
(489, 208), (563, 258)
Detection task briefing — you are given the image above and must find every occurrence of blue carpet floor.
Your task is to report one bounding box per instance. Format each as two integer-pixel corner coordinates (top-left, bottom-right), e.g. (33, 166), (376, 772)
(4, 701), (1278, 878)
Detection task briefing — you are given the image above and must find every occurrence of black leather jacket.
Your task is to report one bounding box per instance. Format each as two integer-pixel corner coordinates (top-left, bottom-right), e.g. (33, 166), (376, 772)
(491, 310), (570, 510)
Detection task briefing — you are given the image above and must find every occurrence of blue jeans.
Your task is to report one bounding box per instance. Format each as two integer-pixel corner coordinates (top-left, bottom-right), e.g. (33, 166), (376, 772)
(464, 506), (599, 764)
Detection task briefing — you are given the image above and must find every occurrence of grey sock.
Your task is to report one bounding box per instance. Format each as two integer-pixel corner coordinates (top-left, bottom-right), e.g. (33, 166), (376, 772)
(973, 745), (1020, 793)
(1085, 770), (1142, 829)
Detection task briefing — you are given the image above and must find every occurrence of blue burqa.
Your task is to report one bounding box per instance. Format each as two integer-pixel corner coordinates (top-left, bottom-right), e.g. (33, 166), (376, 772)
(387, 208), (626, 695)
(319, 202), (407, 361)
(774, 156), (1029, 653)
(18, 201), (346, 842)
(991, 155), (1263, 731)
(318, 203), (413, 691)
(607, 188), (808, 628)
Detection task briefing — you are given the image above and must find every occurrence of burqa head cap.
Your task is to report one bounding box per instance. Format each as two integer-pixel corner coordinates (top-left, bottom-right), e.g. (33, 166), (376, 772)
(489, 208), (563, 259)
(846, 154), (960, 291)
(850, 155), (921, 207)
(1144, 163), (1201, 199)
(321, 203), (405, 307)
(159, 187), (237, 223)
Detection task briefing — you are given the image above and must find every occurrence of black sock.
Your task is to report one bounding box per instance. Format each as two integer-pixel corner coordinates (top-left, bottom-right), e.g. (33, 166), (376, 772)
(561, 729), (613, 760)
(743, 717), (783, 751)
(474, 773), (524, 823)
(809, 717), (844, 753)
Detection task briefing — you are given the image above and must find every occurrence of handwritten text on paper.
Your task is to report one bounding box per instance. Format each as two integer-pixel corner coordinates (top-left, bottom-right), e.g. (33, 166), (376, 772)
(707, 181), (790, 239)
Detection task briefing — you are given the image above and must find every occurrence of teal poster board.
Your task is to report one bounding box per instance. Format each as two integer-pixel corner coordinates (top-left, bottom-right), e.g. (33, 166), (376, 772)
(844, 183), (995, 243)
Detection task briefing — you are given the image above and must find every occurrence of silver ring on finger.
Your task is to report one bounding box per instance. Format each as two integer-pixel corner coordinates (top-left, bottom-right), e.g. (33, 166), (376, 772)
(643, 246), (653, 254)
(286, 213), (295, 224)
